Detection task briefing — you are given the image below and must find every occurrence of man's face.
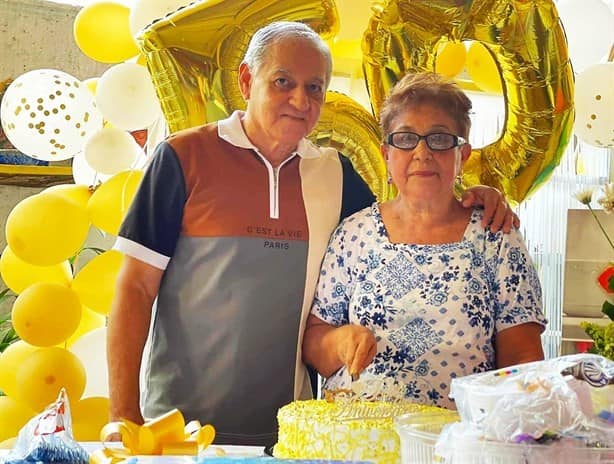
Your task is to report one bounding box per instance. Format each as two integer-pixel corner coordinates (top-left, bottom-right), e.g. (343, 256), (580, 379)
(239, 37), (328, 150)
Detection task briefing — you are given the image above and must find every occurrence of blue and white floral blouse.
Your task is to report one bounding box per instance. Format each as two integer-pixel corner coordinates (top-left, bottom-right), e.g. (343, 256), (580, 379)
(311, 203), (547, 409)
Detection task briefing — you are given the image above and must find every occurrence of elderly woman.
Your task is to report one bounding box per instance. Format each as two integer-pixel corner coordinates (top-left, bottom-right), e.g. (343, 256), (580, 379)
(303, 72), (546, 409)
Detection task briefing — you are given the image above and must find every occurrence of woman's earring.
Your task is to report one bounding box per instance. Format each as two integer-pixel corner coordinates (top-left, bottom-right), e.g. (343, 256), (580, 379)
(454, 172), (464, 197)
(387, 172), (393, 185)
(455, 172), (463, 186)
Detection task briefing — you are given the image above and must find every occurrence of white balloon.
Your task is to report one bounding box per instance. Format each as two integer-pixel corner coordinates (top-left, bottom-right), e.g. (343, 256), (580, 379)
(130, 0), (190, 38)
(574, 63), (614, 148)
(0, 69), (103, 161)
(72, 151), (111, 187)
(557, 0), (614, 73)
(84, 127), (144, 175)
(69, 327), (108, 399)
(96, 63), (160, 131)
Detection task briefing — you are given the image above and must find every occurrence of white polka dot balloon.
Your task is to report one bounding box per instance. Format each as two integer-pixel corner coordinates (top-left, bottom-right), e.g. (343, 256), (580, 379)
(0, 69), (103, 161)
(574, 63), (614, 149)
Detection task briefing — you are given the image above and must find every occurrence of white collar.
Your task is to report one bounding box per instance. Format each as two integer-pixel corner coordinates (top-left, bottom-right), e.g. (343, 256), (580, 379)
(217, 110), (321, 159)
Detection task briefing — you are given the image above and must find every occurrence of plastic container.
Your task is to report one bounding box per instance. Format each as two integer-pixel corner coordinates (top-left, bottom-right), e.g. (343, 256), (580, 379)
(395, 411), (614, 464)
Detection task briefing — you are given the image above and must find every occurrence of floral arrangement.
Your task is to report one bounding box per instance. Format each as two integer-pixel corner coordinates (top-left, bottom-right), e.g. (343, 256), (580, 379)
(574, 183), (614, 360)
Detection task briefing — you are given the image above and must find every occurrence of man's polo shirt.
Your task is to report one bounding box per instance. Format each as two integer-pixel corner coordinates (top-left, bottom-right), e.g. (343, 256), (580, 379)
(115, 111), (374, 445)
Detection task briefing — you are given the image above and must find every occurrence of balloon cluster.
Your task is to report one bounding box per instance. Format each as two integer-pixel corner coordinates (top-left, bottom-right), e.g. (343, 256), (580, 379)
(0, 176), (145, 445)
(0, 0), (163, 446)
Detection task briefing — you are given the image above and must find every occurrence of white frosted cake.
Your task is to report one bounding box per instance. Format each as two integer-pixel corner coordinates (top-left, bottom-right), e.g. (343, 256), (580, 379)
(274, 399), (445, 464)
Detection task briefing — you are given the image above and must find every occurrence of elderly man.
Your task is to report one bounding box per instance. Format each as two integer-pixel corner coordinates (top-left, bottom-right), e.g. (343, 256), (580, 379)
(107, 21), (516, 446)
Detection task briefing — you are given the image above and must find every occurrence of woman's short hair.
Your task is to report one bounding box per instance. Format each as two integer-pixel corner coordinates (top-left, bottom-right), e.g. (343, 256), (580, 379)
(242, 21), (333, 87)
(380, 72), (472, 139)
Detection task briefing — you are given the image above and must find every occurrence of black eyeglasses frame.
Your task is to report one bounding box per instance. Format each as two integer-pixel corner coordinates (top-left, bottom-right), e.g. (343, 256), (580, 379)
(386, 131), (467, 151)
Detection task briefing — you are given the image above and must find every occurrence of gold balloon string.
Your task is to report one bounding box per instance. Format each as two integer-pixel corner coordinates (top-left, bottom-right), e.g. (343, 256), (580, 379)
(91, 409), (215, 464)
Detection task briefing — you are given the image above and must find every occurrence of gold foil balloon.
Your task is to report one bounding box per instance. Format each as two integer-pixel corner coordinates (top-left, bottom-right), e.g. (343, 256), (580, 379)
(138, 0), (339, 132)
(362, 0), (574, 203)
(310, 91), (387, 199)
(137, 0), (392, 199)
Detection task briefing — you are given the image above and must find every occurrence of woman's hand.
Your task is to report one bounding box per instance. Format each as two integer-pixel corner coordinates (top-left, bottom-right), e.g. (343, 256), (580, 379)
(334, 324), (377, 376)
(461, 185), (520, 233)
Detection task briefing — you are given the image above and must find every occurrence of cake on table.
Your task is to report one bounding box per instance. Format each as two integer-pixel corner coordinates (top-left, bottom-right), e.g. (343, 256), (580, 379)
(274, 399), (446, 464)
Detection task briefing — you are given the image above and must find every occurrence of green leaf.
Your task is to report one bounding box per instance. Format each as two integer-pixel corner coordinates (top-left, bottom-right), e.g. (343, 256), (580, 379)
(608, 275), (614, 293)
(0, 287), (15, 304)
(603, 300), (614, 321)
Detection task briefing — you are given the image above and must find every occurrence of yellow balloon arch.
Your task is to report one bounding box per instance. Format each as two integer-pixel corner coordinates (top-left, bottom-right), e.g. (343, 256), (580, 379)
(138, 0), (574, 203)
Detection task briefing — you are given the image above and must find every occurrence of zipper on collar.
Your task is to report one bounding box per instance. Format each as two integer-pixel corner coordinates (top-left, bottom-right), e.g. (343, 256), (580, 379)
(256, 152), (296, 219)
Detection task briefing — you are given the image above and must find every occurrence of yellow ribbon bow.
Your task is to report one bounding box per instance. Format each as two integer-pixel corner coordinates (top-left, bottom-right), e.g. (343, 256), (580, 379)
(91, 409), (215, 463)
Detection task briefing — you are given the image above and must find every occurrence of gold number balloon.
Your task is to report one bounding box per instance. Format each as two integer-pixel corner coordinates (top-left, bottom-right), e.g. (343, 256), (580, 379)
(137, 0), (393, 198)
(363, 0), (574, 203)
(138, 0), (339, 131)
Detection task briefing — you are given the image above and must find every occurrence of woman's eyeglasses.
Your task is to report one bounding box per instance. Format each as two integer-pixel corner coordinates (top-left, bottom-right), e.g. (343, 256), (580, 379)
(386, 131), (467, 151)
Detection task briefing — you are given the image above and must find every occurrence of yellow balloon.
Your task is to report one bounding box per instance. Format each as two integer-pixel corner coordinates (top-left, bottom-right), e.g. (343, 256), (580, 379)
(466, 42), (502, 94)
(136, 53), (148, 67)
(43, 183), (93, 210)
(87, 170), (144, 235)
(362, 0), (574, 203)
(12, 282), (82, 347)
(138, 0), (339, 132)
(16, 347), (86, 412)
(73, 1), (139, 64)
(435, 41), (467, 78)
(5, 193), (90, 266)
(0, 340), (39, 398)
(72, 250), (124, 316)
(71, 397), (110, 441)
(0, 396), (36, 442)
(65, 306), (106, 347)
(0, 246), (72, 295)
(83, 77), (99, 95)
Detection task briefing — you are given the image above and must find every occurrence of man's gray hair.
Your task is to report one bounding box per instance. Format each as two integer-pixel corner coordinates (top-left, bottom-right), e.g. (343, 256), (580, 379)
(242, 21), (333, 87)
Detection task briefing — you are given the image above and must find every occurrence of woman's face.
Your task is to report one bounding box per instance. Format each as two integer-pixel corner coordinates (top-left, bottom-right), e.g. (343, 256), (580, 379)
(382, 103), (471, 203)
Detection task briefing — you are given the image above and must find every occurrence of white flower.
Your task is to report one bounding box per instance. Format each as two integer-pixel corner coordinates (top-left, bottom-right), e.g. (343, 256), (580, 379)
(597, 183), (614, 214)
(574, 188), (594, 205)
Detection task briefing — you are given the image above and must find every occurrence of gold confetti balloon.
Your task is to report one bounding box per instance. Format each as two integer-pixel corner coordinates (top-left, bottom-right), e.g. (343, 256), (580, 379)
(0, 69), (103, 161)
(362, 0), (574, 203)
